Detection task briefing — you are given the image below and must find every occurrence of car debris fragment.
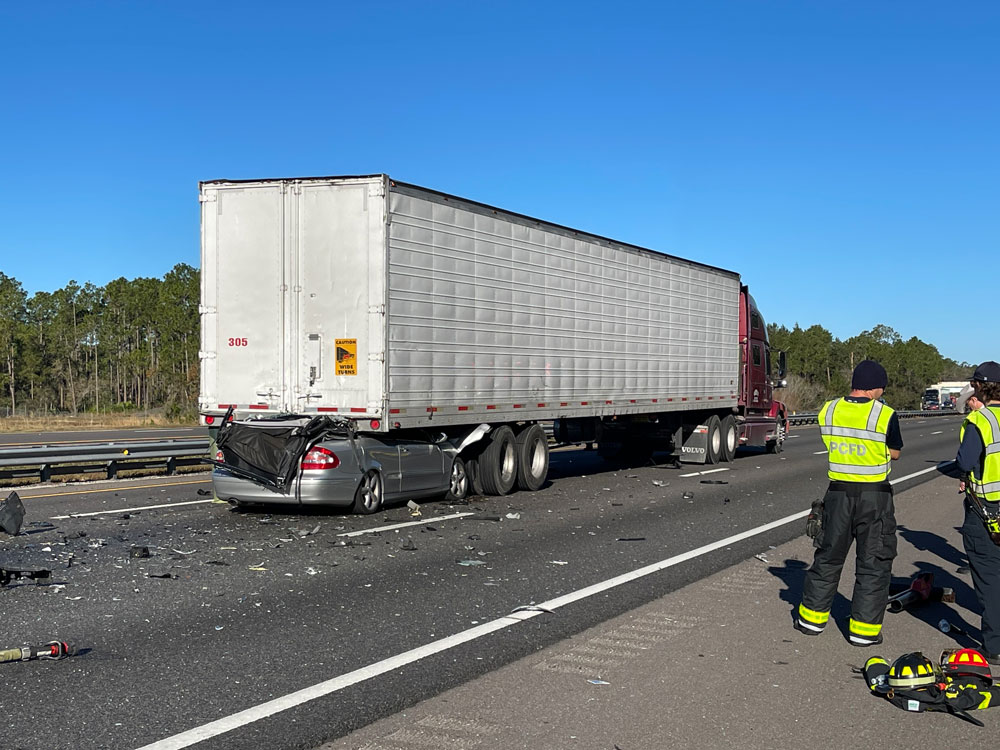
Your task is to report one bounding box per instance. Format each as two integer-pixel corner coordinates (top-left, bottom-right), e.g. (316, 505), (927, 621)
(0, 492), (26, 535)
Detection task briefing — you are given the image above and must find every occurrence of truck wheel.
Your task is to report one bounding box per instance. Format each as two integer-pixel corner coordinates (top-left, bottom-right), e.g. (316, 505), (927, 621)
(705, 415), (722, 464)
(352, 470), (383, 514)
(479, 425), (517, 496)
(766, 418), (785, 454)
(515, 423), (549, 491)
(464, 456), (486, 497)
(444, 457), (470, 502)
(720, 415), (738, 462)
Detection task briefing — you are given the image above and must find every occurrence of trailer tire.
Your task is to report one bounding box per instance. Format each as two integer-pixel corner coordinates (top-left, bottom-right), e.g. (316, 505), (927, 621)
(464, 456), (487, 496)
(515, 423), (549, 491)
(479, 425), (517, 496)
(352, 470), (384, 515)
(720, 415), (738, 462)
(444, 457), (470, 502)
(705, 415), (723, 465)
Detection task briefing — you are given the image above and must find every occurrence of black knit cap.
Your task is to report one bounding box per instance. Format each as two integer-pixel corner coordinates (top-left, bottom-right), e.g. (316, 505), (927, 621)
(971, 361), (1000, 383)
(852, 360), (888, 390)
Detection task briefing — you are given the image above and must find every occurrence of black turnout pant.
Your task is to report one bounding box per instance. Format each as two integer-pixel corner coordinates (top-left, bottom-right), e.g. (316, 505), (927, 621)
(962, 503), (1000, 655)
(802, 482), (897, 627)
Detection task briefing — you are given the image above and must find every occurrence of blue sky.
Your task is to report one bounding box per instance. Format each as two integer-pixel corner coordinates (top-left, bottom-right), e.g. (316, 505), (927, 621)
(1, 1), (996, 365)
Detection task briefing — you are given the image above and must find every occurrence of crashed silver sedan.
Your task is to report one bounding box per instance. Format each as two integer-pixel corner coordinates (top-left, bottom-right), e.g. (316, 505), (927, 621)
(211, 415), (473, 514)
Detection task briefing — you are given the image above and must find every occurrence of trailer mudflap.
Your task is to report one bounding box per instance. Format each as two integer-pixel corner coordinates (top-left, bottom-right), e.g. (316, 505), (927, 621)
(214, 415), (344, 492)
(679, 424), (709, 464)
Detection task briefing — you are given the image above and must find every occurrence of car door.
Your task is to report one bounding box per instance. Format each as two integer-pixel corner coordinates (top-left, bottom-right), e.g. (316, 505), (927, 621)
(360, 436), (401, 497)
(396, 435), (446, 494)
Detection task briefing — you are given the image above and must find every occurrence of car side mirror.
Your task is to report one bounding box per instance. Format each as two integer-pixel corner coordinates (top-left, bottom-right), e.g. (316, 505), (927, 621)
(777, 351), (787, 379)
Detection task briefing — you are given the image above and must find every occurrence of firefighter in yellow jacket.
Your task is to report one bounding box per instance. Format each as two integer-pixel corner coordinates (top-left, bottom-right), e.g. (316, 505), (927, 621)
(795, 360), (903, 646)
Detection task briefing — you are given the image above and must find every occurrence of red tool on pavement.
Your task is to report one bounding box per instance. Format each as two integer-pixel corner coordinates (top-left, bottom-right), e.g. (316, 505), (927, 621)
(0, 641), (72, 664)
(886, 572), (955, 613)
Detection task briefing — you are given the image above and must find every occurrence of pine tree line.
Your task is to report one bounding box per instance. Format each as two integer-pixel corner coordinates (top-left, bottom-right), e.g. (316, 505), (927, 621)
(0, 264), (199, 419)
(767, 322), (970, 412)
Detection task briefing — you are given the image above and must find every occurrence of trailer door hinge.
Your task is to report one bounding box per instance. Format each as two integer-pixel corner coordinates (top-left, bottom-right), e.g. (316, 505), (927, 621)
(198, 305), (217, 315)
(198, 351), (216, 360)
(368, 352), (385, 362)
(369, 304), (386, 315)
(368, 183), (385, 198)
(199, 194), (217, 203)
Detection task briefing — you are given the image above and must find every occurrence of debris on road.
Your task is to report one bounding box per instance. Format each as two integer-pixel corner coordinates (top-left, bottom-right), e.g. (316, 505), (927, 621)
(0, 640), (72, 664)
(700, 479), (728, 484)
(399, 537), (418, 551)
(588, 679), (611, 685)
(1, 566), (53, 587)
(457, 559), (486, 566)
(0, 492), (26, 535)
(407, 500), (421, 517)
(682, 492), (694, 499)
(510, 604), (554, 615)
(617, 537), (646, 542)
(652, 480), (666, 487)
(549, 560), (568, 566)
(130, 546), (150, 559)
(505, 512), (521, 520)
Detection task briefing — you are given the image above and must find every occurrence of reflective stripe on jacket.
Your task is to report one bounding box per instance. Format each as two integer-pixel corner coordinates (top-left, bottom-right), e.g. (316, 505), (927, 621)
(818, 398), (894, 482)
(961, 405), (1000, 502)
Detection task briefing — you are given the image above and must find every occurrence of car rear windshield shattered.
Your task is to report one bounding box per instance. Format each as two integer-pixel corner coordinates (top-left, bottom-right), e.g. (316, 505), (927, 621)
(213, 415), (352, 492)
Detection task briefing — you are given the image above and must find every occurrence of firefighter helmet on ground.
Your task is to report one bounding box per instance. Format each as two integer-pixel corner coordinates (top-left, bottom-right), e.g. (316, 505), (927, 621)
(941, 648), (993, 684)
(888, 652), (938, 689)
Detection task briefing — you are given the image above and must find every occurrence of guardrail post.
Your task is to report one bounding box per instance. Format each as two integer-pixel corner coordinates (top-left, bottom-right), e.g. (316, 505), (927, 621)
(40, 464), (51, 482)
(166, 457), (176, 476)
(106, 460), (118, 480)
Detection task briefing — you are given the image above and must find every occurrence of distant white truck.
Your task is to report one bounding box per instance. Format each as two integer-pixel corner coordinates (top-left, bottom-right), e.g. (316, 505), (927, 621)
(922, 381), (967, 411)
(199, 175), (788, 507)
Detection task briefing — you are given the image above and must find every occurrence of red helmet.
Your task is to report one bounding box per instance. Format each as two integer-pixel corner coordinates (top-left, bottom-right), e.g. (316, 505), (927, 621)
(941, 648), (992, 684)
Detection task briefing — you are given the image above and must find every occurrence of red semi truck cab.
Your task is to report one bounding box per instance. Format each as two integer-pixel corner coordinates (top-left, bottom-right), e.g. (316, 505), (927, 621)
(739, 286), (788, 450)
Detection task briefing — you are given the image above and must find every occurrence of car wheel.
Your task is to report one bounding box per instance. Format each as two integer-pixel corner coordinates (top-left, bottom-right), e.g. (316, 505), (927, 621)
(479, 425), (517, 496)
(352, 470), (383, 514)
(444, 457), (470, 502)
(705, 415), (722, 465)
(720, 415), (738, 462)
(515, 423), (549, 491)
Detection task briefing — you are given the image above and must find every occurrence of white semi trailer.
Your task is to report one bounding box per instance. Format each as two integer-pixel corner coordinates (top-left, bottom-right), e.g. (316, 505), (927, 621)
(199, 175), (787, 501)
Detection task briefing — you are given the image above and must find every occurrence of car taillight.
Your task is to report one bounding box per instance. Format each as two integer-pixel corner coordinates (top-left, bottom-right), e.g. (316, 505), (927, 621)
(215, 450), (224, 461)
(204, 415), (215, 425)
(301, 446), (340, 470)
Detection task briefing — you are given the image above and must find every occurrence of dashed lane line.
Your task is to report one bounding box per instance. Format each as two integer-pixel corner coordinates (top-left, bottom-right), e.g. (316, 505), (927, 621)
(51, 499), (215, 519)
(338, 513), (476, 537)
(678, 467), (731, 478)
(17, 478), (211, 500)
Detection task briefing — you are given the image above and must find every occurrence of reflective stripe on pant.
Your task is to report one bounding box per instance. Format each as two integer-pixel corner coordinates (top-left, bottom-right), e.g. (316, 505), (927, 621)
(962, 504), (1000, 655)
(800, 483), (897, 630)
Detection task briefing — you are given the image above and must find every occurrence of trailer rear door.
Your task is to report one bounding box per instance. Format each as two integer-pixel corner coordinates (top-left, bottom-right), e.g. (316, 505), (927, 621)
(201, 184), (288, 411)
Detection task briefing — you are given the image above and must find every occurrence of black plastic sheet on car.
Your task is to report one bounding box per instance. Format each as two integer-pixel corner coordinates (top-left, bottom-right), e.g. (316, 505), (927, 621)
(214, 416), (345, 492)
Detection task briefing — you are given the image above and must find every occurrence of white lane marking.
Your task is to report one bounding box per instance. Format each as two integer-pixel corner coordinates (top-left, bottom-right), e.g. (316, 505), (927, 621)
(135, 504), (811, 750)
(135, 461), (953, 750)
(786, 435), (801, 439)
(50, 500), (214, 519)
(678, 467), (730, 478)
(890, 461), (954, 484)
(931, 431), (943, 435)
(813, 450), (828, 455)
(337, 513), (476, 537)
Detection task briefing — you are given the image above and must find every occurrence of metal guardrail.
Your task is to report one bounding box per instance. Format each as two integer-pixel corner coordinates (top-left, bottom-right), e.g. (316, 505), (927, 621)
(786, 409), (962, 427)
(0, 439), (211, 482)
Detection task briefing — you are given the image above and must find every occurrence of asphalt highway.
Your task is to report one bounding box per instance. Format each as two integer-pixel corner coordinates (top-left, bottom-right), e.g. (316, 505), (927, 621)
(0, 415), (965, 750)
